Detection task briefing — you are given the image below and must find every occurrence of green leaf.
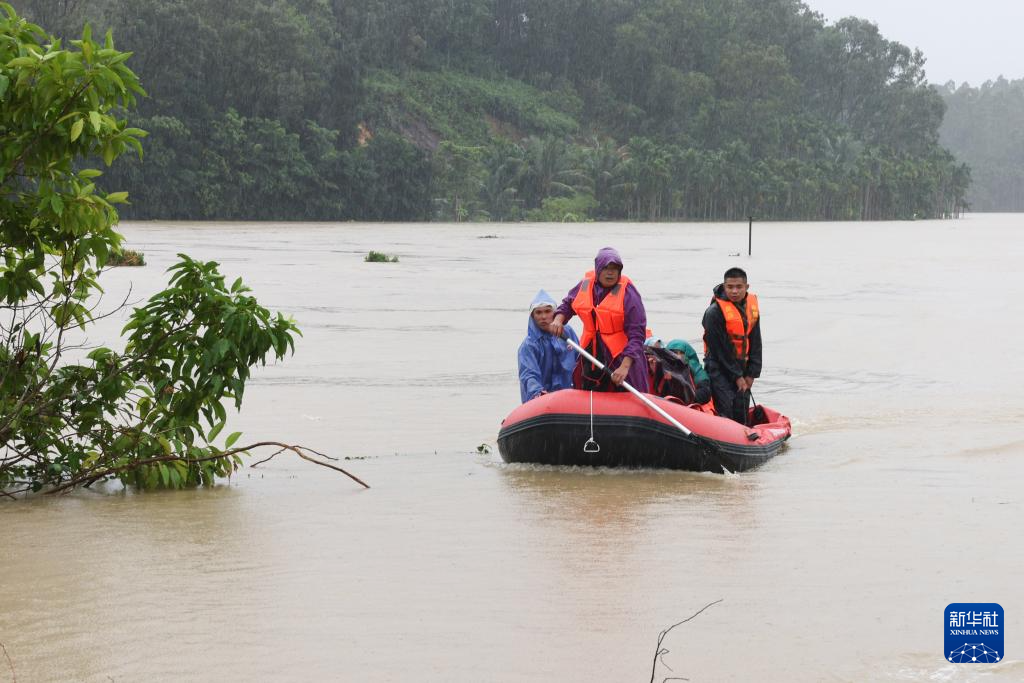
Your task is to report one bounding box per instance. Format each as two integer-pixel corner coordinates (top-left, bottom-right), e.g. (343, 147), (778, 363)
(125, 136), (144, 158)
(91, 235), (110, 267)
(225, 431), (242, 448)
(89, 110), (102, 133)
(213, 338), (230, 360)
(50, 194), (64, 215)
(51, 303), (71, 326)
(70, 118), (84, 142)
(207, 419), (225, 443)
(0, 74), (8, 98)
(105, 191), (128, 204)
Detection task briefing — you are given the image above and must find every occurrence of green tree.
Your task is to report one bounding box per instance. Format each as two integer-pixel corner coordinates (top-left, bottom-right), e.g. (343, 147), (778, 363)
(432, 141), (485, 221)
(343, 131), (433, 220)
(21, 0), (970, 222)
(515, 136), (589, 209)
(940, 78), (1024, 211)
(479, 143), (524, 221)
(580, 138), (630, 219)
(0, 8), (360, 495)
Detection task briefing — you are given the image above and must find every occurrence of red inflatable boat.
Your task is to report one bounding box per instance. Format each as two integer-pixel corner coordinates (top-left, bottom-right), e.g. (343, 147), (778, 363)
(498, 389), (791, 473)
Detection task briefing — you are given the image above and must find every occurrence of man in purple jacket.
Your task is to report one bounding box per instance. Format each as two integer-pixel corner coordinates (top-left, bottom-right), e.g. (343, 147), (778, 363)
(548, 247), (649, 392)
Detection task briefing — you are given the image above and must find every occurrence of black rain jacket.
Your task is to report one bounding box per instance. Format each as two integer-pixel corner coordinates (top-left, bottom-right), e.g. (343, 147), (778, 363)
(701, 284), (762, 383)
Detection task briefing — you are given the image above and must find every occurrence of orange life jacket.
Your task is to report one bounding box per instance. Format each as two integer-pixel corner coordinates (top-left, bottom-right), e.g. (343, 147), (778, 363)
(695, 400), (717, 415)
(706, 293), (759, 363)
(572, 271), (632, 359)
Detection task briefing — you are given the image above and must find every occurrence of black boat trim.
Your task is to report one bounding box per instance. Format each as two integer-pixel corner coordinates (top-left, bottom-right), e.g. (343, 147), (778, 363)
(499, 412), (785, 457)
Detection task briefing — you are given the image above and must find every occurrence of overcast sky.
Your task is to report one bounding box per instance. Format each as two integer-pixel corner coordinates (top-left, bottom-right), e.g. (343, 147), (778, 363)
(804, 0), (1024, 86)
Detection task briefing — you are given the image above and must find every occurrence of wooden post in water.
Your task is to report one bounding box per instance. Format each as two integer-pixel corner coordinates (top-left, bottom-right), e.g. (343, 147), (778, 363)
(748, 216), (753, 256)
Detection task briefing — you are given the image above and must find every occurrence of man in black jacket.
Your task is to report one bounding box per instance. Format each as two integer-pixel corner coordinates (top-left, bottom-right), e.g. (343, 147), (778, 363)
(701, 267), (761, 423)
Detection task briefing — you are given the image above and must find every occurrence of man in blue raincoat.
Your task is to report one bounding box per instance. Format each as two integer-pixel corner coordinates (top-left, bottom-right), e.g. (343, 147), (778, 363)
(518, 290), (579, 402)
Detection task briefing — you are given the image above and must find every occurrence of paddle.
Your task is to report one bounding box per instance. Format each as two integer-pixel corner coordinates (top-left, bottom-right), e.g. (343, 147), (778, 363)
(564, 338), (694, 437)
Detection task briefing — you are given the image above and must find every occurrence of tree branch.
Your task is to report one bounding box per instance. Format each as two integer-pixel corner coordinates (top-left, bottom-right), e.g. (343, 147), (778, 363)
(649, 599), (723, 683)
(43, 441), (369, 493)
(249, 442), (366, 487)
(0, 641), (15, 683)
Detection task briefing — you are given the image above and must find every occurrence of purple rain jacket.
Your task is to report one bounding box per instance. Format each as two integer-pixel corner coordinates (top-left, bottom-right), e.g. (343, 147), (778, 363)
(555, 247), (650, 392)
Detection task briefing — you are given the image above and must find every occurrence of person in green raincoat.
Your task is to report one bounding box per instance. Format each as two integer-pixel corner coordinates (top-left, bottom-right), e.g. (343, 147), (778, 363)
(664, 339), (711, 405)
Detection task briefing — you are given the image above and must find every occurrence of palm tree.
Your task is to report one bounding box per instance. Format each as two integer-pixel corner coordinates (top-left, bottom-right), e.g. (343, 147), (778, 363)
(480, 145), (524, 221)
(580, 137), (630, 219)
(517, 136), (589, 209)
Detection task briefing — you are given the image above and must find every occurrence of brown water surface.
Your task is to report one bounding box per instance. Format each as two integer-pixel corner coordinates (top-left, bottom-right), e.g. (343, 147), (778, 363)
(2, 217), (1022, 681)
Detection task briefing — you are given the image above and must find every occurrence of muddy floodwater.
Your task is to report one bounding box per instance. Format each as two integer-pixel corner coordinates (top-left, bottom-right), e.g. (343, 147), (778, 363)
(3, 216), (1022, 681)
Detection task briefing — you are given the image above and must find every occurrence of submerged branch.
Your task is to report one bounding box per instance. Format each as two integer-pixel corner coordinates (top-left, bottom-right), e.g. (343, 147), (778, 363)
(250, 442), (367, 488)
(41, 441), (369, 494)
(1, 641), (15, 683)
(649, 599), (723, 683)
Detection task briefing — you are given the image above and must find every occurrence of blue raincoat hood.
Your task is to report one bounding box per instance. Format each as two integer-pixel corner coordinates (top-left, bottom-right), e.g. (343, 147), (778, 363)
(518, 289), (578, 402)
(527, 289), (558, 334)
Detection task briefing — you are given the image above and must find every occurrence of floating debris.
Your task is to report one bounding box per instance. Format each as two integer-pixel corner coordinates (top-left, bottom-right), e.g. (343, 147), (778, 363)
(109, 249), (146, 266)
(365, 251), (399, 263)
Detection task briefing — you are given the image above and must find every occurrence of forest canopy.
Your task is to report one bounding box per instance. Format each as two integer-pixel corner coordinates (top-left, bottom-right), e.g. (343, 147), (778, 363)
(17, 0), (970, 221)
(939, 77), (1024, 212)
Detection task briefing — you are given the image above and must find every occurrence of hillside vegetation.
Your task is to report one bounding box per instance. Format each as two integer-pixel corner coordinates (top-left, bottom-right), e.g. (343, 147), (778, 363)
(20, 0), (970, 221)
